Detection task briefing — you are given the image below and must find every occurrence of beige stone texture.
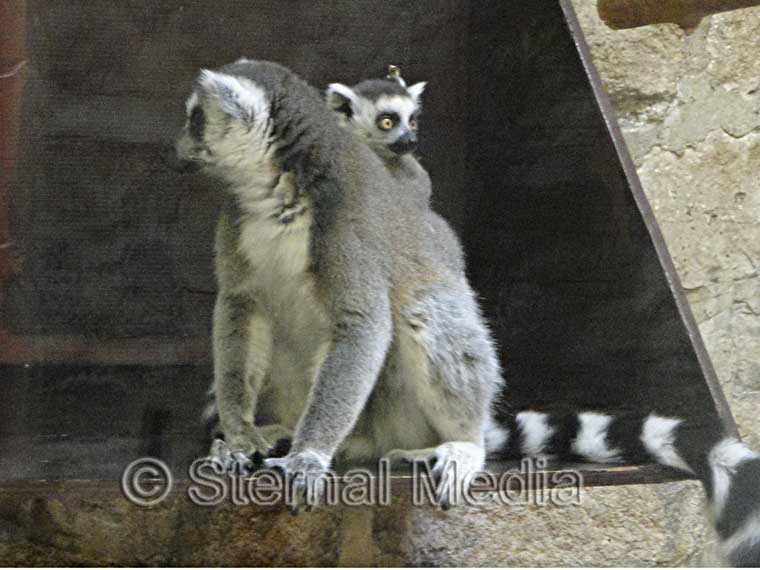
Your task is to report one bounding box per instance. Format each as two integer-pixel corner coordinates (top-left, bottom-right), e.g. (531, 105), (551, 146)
(568, 0), (760, 565)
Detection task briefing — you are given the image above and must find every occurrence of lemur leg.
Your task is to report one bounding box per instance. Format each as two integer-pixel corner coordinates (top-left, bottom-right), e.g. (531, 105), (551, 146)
(265, 289), (393, 510)
(385, 285), (501, 505)
(210, 294), (274, 472)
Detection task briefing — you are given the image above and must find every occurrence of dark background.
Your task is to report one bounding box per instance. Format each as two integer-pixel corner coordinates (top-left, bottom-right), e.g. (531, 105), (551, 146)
(0, 0), (728, 477)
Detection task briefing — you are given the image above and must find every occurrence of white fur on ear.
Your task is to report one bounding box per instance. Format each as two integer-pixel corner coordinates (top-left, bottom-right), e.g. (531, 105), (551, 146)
(407, 82), (427, 102)
(185, 92), (199, 114)
(325, 83), (360, 112)
(198, 69), (268, 122)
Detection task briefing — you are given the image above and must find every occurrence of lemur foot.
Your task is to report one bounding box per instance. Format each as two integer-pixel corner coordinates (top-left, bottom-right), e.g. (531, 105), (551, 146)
(264, 449), (331, 514)
(384, 442), (486, 509)
(207, 424), (294, 474)
(207, 438), (254, 475)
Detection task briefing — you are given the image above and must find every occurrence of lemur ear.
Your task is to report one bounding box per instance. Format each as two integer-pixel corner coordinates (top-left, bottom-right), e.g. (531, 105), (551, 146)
(407, 82), (427, 103)
(326, 83), (360, 117)
(197, 69), (267, 122)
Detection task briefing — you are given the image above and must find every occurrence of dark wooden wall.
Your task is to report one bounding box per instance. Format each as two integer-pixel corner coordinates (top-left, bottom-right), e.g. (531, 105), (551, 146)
(4, 0), (469, 344)
(1, 1), (726, 438)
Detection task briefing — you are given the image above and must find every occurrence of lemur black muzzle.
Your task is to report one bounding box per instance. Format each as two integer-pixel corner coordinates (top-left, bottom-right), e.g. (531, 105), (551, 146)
(161, 141), (202, 174)
(388, 131), (417, 155)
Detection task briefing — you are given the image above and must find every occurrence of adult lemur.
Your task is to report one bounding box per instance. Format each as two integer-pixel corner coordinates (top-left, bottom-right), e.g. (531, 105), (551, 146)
(172, 59), (504, 506)
(171, 59), (760, 564)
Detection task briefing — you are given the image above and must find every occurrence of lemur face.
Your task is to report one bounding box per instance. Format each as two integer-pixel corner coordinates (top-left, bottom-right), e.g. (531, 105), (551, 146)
(326, 78), (426, 159)
(169, 66), (279, 186)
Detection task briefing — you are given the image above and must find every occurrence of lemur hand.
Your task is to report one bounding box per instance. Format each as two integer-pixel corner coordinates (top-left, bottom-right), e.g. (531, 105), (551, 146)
(264, 449), (332, 514)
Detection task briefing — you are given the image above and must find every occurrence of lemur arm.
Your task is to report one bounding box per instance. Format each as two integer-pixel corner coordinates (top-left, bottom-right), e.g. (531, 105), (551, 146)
(212, 209), (273, 456)
(291, 246), (392, 459)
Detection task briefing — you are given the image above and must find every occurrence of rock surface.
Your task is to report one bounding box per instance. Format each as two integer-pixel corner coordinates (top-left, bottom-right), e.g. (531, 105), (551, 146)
(0, 483), (715, 566)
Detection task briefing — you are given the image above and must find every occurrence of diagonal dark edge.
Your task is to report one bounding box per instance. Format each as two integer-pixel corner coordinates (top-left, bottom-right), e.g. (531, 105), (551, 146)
(558, 0), (739, 438)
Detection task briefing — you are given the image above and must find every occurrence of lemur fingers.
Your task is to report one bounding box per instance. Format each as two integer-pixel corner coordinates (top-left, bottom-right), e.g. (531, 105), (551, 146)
(431, 442), (486, 509)
(264, 449), (331, 515)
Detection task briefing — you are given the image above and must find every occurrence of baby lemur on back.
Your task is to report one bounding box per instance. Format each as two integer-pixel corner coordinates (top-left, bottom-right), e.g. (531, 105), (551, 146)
(172, 59), (505, 506)
(325, 67), (465, 276)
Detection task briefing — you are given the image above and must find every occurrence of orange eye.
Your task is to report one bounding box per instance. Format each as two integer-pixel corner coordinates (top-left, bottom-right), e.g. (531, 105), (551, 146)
(410, 118), (418, 131)
(379, 117), (394, 130)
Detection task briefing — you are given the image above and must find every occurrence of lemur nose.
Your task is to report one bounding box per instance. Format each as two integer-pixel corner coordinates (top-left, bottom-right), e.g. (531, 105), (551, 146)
(400, 129), (416, 144)
(161, 141), (201, 174)
(388, 134), (417, 155)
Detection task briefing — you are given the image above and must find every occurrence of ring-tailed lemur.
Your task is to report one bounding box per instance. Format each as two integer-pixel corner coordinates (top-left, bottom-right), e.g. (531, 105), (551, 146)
(324, 67), (465, 275)
(169, 58), (504, 508)
(325, 67), (428, 207)
(199, 68), (467, 446)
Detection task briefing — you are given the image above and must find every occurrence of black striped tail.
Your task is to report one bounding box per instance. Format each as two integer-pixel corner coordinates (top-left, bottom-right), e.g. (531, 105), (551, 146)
(490, 410), (760, 566)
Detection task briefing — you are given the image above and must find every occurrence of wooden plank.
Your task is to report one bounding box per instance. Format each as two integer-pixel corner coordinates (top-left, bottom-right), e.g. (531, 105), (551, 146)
(0, 333), (210, 365)
(598, 0), (760, 29)
(0, 458), (690, 493)
(0, 364), (694, 488)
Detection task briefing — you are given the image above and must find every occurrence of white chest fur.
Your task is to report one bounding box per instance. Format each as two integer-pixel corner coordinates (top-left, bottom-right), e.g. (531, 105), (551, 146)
(236, 182), (324, 328)
(238, 198), (312, 285)
(234, 178), (330, 428)
(234, 173), (313, 291)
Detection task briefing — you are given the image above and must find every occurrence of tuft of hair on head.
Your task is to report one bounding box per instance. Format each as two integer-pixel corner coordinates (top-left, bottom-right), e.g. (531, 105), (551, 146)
(197, 69), (269, 124)
(384, 66), (425, 103)
(386, 64), (407, 88)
